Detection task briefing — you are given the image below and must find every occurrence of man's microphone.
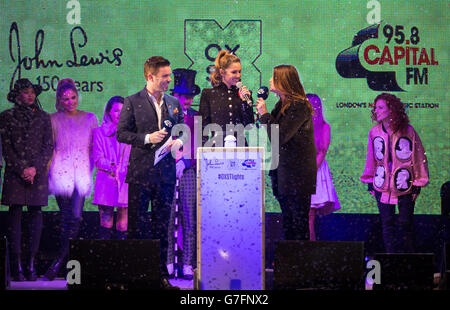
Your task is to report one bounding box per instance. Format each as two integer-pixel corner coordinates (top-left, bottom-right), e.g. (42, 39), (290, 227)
(236, 81), (252, 106)
(151, 116), (175, 149)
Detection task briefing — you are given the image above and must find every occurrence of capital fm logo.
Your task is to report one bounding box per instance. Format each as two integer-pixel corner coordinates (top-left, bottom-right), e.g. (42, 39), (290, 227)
(184, 19), (262, 92)
(336, 22), (439, 91)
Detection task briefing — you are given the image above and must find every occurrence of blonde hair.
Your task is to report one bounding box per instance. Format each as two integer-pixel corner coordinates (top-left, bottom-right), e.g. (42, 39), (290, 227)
(55, 78), (78, 111)
(210, 50), (241, 87)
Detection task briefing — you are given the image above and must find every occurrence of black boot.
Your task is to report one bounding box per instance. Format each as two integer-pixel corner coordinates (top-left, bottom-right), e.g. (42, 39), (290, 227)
(115, 230), (127, 240)
(44, 257), (64, 281)
(26, 255), (38, 281)
(98, 226), (112, 240)
(10, 253), (25, 282)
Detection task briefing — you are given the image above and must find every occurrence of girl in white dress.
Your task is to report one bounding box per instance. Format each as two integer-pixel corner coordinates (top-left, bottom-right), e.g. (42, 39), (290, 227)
(307, 94), (340, 241)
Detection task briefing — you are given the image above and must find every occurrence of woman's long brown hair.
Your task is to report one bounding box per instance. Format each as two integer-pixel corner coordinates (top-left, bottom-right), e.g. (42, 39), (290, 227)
(272, 65), (313, 115)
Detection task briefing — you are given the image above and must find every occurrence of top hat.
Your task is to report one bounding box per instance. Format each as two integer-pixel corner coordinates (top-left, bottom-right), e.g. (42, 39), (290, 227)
(170, 69), (201, 96)
(7, 78), (43, 103)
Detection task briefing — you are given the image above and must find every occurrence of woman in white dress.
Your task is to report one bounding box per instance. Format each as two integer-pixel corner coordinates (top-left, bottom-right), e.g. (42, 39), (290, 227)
(307, 94), (340, 241)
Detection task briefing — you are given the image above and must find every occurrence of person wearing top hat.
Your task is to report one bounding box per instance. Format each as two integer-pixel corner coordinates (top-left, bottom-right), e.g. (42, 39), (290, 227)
(166, 68), (200, 279)
(0, 79), (54, 281)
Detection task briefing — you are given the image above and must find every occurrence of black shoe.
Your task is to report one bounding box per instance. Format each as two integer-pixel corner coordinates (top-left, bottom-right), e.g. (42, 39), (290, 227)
(10, 254), (25, 282)
(98, 226), (112, 240)
(44, 258), (63, 281)
(115, 230), (127, 240)
(168, 272), (176, 279)
(26, 256), (38, 281)
(160, 277), (180, 290)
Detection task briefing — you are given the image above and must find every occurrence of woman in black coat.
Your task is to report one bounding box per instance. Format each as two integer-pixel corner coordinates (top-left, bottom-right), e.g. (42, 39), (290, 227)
(0, 79), (54, 281)
(256, 65), (317, 240)
(199, 50), (254, 146)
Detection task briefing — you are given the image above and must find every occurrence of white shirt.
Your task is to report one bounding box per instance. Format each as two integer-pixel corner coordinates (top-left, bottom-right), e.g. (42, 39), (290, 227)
(144, 91), (183, 148)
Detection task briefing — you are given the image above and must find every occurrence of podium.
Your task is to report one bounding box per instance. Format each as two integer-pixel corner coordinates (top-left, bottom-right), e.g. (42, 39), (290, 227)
(197, 147), (265, 290)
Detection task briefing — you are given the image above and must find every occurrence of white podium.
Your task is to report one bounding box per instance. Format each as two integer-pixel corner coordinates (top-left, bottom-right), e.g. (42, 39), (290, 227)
(196, 147), (265, 290)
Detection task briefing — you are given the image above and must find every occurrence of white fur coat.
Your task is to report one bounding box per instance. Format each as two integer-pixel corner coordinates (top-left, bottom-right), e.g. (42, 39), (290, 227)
(48, 110), (98, 197)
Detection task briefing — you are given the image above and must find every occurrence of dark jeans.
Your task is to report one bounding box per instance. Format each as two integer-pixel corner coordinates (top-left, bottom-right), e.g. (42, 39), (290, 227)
(276, 192), (311, 241)
(55, 188), (85, 259)
(128, 182), (175, 278)
(8, 205), (43, 256)
(375, 190), (415, 253)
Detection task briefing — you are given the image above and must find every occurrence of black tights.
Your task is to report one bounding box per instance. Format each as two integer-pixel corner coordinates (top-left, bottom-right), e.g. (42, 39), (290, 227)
(8, 205), (43, 256)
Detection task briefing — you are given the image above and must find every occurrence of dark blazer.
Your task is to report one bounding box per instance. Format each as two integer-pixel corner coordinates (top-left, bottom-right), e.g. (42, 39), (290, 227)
(0, 106), (53, 206)
(260, 99), (317, 197)
(117, 88), (185, 186)
(199, 82), (254, 145)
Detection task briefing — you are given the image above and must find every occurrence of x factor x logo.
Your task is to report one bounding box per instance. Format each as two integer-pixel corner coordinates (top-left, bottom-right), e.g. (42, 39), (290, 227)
(184, 19), (262, 92)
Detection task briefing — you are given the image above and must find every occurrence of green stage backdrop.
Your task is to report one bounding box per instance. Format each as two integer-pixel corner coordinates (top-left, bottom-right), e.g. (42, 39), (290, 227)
(0, 0), (448, 213)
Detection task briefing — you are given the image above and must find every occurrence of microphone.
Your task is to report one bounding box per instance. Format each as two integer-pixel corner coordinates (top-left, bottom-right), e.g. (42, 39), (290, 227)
(236, 81), (252, 106)
(151, 116), (176, 149)
(255, 86), (269, 124)
(257, 86), (269, 100)
(162, 116), (175, 133)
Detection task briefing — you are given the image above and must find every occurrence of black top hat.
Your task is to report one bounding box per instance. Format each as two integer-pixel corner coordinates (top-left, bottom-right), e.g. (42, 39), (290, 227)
(7, 78), (43, 103)
(170, 69), (201, 96)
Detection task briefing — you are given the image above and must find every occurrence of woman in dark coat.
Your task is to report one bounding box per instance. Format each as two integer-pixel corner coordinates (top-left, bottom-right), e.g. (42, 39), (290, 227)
(256, 65), (317, 240)
(0, 79), (54, 281)
(199, 50), (254, 146)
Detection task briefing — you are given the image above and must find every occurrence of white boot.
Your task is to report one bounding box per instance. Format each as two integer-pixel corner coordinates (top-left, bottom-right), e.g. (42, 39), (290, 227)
(183, 265), (194, 280)
(167, 263), (174, 277)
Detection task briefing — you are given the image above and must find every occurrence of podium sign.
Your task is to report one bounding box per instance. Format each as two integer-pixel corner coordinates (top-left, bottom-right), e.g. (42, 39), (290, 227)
(197, 147), (265, 290)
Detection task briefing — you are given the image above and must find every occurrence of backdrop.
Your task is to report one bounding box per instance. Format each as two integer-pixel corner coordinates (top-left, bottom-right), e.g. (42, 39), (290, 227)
(0, 0), (448, 214)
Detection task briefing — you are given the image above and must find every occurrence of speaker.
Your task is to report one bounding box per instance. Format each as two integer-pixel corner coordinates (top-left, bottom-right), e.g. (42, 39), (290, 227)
(442, 243), (450, 289)
(0, 237), (10, 290)
(373, 253), (435, 290)
(68, 239), (160, 290)
(274, 240), (365, 290)
(441, 181), (450, 217)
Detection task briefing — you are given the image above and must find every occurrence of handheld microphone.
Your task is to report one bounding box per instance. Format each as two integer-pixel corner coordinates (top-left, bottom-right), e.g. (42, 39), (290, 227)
(255, 86), (269, 124)
(151, 116), (176, 149)
(257, 86), (269, 100)
(162, 116), (175, 133)
(236, 81), (252, 106)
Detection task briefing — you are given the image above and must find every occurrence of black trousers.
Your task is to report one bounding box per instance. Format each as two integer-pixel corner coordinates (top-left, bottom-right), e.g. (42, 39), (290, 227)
(375, 190), (415, 253)
(276, 192), (311, 241)
(8, 205), (43, 256)
(128, 182), (175, 278)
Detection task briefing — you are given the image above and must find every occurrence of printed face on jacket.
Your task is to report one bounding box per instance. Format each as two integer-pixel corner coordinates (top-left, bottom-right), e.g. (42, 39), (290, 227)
(373, 137), (385, 161)
(395, 137), (412, 161)
(374, 165), (386, 188)
(395, 168), (412, 191)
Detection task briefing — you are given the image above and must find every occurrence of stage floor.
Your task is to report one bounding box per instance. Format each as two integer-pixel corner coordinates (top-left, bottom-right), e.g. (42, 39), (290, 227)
(8, 277), (194, 290)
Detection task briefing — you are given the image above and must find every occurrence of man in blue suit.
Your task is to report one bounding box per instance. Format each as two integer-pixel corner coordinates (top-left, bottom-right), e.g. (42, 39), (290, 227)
(117, 56), (186, 289)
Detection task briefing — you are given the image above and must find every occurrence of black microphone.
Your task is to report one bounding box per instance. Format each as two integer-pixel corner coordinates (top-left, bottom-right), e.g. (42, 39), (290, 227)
(162, 116), (175, 133)
(236, 81), (252, 106)
(257, 86), (269, 100)
(151, 116), (176, 149)
(255, 86), (269, 124)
